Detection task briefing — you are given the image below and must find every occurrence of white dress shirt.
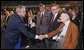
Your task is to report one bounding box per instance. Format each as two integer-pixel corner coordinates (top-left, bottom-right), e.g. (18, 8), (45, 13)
(54, 13), (58, 21)
(52, 20), (70, 40)
(41, 11), (45, 16)
(28, 17), (36, 28)
(51, 12), (58, 23)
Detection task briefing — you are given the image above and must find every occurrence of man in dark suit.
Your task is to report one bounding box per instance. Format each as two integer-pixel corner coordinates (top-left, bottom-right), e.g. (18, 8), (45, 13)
(48, 3), (61, 49)
(3, 5), (43, 49)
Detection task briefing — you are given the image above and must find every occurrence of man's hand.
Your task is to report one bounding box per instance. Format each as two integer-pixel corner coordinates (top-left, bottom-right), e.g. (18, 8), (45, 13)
(38, 35), (46, 40)
(35, 34), (48, 40)
(24, 24), (27, 27)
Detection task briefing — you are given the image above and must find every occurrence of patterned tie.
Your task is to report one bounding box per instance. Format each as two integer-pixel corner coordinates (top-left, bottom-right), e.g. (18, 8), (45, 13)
(50, 15), (54, 28)
(40, 14), (43, 25)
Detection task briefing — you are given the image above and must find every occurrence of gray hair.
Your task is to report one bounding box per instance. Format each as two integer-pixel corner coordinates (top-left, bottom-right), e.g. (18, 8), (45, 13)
(62, 13), (70, 20)
(16, 5), (25, 13)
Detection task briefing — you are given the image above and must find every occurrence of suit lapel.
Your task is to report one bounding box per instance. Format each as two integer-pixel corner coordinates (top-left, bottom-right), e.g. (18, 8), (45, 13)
(52, 13), (60, 25)
(54, 13), (60, 22)
(43, 12), (47, 17)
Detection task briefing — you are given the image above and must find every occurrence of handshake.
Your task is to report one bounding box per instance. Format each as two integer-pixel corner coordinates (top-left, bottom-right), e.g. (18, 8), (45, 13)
(37, 34), (48, 40)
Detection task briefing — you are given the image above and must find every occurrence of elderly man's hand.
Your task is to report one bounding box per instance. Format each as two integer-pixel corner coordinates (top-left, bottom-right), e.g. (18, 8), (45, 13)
(38, 35), (46, 40)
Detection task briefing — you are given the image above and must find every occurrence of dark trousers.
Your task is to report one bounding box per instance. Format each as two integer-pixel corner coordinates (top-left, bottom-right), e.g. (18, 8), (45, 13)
(36, 39), (51, 49)
(50, 40), (57, 49)
(4, 41), (16, 49)
(3, 38), (17, 49)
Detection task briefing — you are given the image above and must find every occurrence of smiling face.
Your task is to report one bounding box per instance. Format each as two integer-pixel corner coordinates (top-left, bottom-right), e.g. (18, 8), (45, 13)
(19, 7), (26, 17)
(51, 6), (59, 15)
(60, 13), (69, 23)
(39, 6), (45, 12)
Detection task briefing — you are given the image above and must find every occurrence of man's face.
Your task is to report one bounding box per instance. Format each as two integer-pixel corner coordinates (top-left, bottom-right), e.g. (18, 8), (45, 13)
(47, 7), (51, 11)
(51, 6), (59, 15)
(19, 7), (26, 17)
(60, 13), (67, 22)
(39, 6), (45, 12)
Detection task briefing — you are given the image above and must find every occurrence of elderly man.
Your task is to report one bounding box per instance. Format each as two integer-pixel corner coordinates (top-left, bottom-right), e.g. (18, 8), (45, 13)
(3, 5), (43, 49)
(41, 11), (79, 49)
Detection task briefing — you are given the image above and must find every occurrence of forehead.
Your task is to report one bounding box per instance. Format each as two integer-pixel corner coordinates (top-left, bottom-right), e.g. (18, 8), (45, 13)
(61, 13), (69, 19)
(21, 7), (25, 10)
(51, 6), (58, 9)
(40, 6), (45, 9)
(61, 13), (66, 16)
(61, 13), (67, 18)
(5, 11), (9, 13)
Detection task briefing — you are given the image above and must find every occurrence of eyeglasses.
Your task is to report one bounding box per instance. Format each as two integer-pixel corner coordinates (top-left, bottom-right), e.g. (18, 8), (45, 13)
(51, 9), (58, 10)
(20, 10), (26, 13)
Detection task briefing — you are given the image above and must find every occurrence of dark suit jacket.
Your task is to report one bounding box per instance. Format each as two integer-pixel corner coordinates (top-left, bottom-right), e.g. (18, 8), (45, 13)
(47, 22), (79, 49)
(48, 13), (61, 33)
(4, 13), (35, 48)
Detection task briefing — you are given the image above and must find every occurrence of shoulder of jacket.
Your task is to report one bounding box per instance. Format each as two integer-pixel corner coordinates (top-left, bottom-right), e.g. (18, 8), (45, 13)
(70, 22), (78, 29)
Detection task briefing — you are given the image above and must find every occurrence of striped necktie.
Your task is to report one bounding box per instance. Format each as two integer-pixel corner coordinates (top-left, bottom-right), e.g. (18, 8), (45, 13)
(50, 15), (54, 28)
(40, 14), (43, 25)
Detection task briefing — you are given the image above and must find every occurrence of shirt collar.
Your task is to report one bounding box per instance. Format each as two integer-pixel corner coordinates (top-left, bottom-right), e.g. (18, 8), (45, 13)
(41, 11), (45, 15)
(54, 12), (58, 17)
(64, 20), (70, 26)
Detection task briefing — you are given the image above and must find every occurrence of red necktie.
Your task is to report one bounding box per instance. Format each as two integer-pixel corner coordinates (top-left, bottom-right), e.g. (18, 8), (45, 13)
(40, 14), (43, 25)
(50, 15), (54, 27)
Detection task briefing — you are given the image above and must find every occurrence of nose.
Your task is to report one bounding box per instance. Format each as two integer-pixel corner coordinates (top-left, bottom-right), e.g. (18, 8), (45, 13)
(24, 12), (26, 14)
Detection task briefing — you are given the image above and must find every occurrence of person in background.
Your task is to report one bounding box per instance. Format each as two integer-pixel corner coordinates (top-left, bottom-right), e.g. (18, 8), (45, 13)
(4, 11), (11, 29)
(48, 3), (61, 49)
(69, 9), (80, 31)
(9, 10), (14, 15)
(36, 4), (50, 49)
(32, 8), (37, 17)
(1, 12), (5, 30)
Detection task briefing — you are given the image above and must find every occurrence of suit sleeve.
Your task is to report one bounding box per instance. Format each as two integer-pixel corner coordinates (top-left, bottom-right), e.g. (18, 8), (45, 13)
(47, 23), (63, 39)
(69, 25), (79, 49)
(15, 19), (36, 39)
(36, 14), (40, 34)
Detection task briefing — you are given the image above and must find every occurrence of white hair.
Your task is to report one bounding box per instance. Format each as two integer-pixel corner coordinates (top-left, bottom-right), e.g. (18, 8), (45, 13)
(62, 13), (70, 20)
(16, 5), (25, 13)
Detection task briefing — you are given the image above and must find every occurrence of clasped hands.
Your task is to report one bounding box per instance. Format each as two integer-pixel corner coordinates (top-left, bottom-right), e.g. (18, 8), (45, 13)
(37, 34), (48, 40)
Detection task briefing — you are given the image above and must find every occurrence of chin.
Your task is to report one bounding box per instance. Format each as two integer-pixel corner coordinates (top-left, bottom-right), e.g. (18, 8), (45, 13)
(60, 20), (63, 22)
